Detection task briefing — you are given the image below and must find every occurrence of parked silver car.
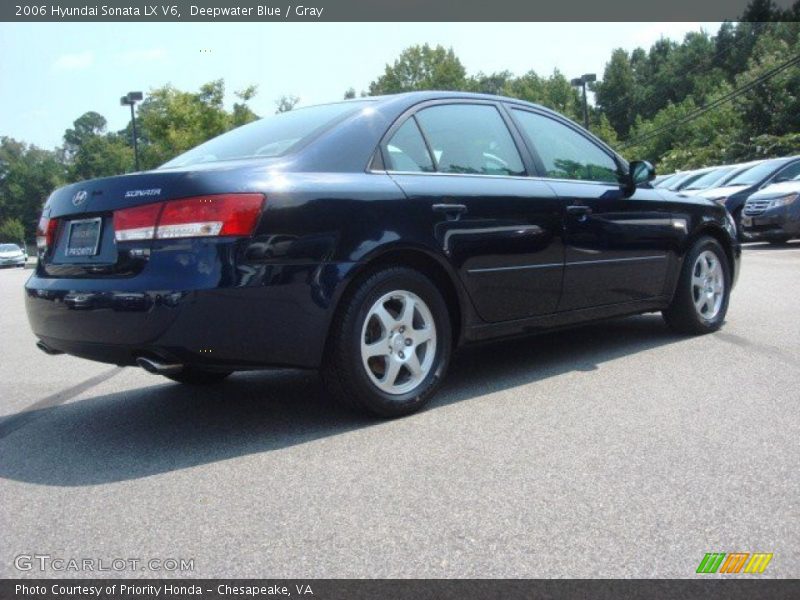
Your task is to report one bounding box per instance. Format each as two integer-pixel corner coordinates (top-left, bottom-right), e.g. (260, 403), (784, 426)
(0, 243), (27, 268)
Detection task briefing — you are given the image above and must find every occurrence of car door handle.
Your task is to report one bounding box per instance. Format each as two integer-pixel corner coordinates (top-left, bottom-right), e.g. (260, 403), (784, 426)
(566, 205), (592, 216)
(432, 203), (468, 220)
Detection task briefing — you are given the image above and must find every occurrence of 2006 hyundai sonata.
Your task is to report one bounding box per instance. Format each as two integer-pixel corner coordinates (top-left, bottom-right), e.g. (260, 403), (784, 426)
(26, 92), (740, 417)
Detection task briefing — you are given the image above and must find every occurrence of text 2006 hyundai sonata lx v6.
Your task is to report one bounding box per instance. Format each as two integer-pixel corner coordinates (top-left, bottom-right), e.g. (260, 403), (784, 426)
(26, 92), (740, 417)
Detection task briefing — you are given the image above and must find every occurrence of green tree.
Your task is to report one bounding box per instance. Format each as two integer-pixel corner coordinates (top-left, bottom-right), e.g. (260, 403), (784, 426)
(595, 49), (636, 138)
(733, 26), (800, 140)
(275, 95), (300, 113)
(63, 112), (133, 181)
(503, 70), (582, 120)
(368, 44), (467, 94)
(0, 217), (26, 244)
(136, 79), (258, 168)
(467, 70), (513, 95)
(0, 137), (64, 238)
(232, 86), (259, 127)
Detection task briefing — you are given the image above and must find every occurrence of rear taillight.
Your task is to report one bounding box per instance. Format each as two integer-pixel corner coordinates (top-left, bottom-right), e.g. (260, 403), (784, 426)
(36, 215), (58, 251)
(114, 194), (264, 242)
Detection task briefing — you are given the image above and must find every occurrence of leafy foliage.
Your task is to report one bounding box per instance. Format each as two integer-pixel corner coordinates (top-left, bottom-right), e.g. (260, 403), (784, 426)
(368, 44), (468, 94)
(0, 217), (26, 244)
(275, 95), (300, 113)
(0, 137), (65, 239)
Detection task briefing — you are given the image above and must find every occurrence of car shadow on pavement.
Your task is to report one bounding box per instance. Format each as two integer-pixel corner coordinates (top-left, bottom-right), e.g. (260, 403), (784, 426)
(742, 241), (800, 251)
(0, 314), (685, 487)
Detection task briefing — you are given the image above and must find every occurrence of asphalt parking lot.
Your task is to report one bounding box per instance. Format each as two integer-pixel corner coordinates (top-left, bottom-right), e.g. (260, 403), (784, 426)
(1, 243), (798, 579)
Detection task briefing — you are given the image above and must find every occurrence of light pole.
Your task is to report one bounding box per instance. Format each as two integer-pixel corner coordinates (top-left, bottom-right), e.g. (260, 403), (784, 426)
(120, 91), (143, 171)
(570, 73), (596, 130)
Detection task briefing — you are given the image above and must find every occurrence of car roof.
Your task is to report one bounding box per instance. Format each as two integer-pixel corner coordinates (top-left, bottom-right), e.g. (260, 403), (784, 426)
(370, 90), (549, 109)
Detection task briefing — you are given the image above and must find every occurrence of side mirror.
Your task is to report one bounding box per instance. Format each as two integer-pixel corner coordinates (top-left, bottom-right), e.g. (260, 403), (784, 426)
(624, 160), (656, 196)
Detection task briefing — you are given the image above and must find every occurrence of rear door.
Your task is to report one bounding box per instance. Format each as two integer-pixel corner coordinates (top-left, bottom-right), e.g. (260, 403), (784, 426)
(382, 101), (564, 322)
(509, 107), (674, 311)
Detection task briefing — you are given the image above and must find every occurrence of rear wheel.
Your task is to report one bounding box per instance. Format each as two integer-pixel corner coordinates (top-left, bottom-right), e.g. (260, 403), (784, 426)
(663, 236), (730, 335)
(322, 266), (452, 418)
(165, 367), (232, 385)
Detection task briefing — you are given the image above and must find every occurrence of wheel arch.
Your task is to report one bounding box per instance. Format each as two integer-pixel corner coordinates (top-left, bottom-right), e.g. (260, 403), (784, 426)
(687, 223), (736, 279)
(328, 245), (468, 350)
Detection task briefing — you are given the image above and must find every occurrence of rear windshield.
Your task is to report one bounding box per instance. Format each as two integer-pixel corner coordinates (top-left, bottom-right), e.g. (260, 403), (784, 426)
(0, 244), (21, 252)
(725, 160), (784, 186)
(160, 100), (374, 168)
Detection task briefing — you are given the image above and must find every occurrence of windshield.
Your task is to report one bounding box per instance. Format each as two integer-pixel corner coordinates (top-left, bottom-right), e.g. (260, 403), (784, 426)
(655, 174), (679, 188)
(725, 160), (783, 186)
(0, 244), (21, 252)
(664, 172), (695, 189)
(684, 167), (734, 190)
(160, 100), (374, 168)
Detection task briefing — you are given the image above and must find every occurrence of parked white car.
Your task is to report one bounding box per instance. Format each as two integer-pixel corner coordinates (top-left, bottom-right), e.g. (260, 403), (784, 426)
(0, 243), (27, 268)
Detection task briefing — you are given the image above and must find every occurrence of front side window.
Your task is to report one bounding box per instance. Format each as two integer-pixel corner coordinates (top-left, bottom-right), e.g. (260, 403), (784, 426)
(772, 161), (800, 183)
(414, 104), (525, 176)
(512, 109), (619, 183)
(384, 118), (434, 173)
(726, 160), (784, 186)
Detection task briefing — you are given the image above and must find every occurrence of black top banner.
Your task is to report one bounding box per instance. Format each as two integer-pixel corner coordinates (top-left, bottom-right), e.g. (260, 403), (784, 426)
(2, 0), (797, 22)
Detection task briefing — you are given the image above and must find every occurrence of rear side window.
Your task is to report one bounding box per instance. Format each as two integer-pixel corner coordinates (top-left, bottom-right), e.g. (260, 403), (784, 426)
(385, 118), (435, 173)
(512, 109), (619, 183)
(414, 104), (525, 176)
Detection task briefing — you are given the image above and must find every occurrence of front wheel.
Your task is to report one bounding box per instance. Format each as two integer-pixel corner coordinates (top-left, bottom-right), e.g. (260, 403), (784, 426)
(322, 266), (452, 418)
(663, 236), (731, 335)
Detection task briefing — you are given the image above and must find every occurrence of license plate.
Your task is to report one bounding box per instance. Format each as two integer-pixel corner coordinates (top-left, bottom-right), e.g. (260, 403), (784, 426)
(66, 218), (102, 257)
(741, 216), (752, 227)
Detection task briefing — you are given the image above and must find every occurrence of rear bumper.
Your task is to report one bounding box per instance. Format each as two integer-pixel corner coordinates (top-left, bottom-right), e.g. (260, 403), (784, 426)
(25, 260), (355, 370)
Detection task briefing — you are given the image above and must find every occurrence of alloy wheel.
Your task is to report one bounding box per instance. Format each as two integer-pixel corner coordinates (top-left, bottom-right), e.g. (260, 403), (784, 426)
(691, 250), (725, 320)
(360, 290), (437, 395)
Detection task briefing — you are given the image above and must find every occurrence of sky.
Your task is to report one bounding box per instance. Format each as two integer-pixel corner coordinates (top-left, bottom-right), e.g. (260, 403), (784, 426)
(0, 22), (721, 150)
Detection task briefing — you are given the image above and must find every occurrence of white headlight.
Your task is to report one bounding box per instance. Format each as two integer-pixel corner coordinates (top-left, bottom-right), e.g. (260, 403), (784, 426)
(770, 193), (798, 208)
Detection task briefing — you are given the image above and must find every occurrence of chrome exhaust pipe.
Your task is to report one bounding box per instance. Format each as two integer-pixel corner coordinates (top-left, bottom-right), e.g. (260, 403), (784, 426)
(136, 356), (183, 375)
(36, 340), (64, 355)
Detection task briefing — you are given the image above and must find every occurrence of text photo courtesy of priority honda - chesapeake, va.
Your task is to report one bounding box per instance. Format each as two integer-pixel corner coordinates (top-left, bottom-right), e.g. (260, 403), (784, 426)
(1, 1), (799, 599)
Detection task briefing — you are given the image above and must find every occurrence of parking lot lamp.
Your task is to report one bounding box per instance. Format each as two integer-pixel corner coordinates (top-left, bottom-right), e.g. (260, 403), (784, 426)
(120, 91), (144, 171)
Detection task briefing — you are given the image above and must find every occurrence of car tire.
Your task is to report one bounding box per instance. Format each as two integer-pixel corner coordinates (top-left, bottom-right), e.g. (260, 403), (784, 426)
(663, 236), (731, 335)
(164, 367), (232, 385)
(322, 266), (452, 418)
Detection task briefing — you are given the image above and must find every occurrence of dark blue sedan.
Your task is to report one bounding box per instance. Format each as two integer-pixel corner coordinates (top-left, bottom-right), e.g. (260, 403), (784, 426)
(26, 92), (740, 416)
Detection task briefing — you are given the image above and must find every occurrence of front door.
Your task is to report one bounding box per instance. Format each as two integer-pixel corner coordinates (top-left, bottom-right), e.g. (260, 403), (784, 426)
(509, 108), (672, 311)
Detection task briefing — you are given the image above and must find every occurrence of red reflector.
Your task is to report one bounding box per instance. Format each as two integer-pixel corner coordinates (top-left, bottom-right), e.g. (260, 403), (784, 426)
(113, 194), (264, 242)
(36, 216), (58, 250)
(114, 203), (163, 242)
